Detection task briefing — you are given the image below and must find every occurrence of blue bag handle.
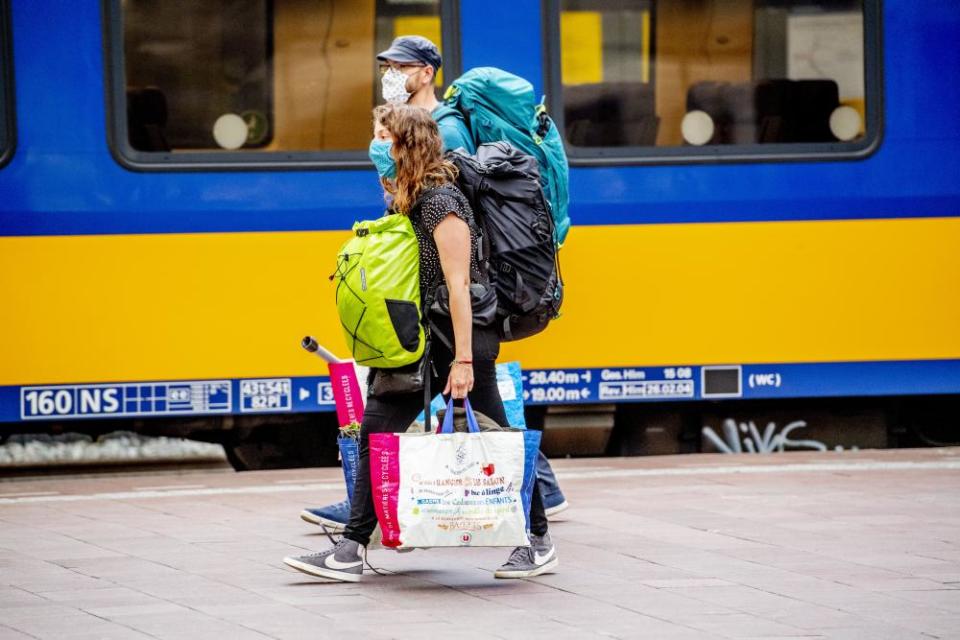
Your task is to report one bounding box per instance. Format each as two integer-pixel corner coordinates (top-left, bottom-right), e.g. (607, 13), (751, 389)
(437, 397), (481, 434)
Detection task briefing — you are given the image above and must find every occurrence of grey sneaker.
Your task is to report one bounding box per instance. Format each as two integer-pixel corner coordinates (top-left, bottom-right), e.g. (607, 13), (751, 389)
(283, 538), (363, 582)
(494, 532), (558, 579)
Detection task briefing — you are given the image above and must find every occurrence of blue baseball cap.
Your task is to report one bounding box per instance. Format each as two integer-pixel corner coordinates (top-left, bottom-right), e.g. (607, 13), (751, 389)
(377, 36), (442, 73)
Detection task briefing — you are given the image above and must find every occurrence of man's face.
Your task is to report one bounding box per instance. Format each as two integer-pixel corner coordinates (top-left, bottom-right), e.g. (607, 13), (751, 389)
(380, 60), (433, 96)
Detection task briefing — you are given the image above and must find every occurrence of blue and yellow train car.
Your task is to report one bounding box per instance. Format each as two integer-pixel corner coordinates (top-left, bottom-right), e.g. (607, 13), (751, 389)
(1, 1), (958, 436)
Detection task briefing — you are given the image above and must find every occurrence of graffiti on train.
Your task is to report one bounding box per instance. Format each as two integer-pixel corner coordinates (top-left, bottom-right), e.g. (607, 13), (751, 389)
(702, 419), (858, 454)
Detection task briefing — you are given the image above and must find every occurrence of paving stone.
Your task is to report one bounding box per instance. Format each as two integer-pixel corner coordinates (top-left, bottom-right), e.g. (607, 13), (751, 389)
(2, 609), (156, 640)
(0, 625), (42, 639)
(887, 587), (960, 612)
(0, 586), (52, 609)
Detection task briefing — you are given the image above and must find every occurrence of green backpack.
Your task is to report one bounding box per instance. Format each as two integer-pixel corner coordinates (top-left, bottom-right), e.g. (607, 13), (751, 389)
(333, 213), (424, 368)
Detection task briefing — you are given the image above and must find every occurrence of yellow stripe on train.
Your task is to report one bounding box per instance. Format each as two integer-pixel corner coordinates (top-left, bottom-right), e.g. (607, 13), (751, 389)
(2, 216), (959, 386)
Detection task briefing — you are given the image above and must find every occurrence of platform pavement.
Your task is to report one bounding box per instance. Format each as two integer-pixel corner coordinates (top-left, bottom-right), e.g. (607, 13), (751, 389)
(1, 447), (959, 640)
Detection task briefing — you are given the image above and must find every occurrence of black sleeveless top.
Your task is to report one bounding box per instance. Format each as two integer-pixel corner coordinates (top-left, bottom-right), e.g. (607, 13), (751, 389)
(408, 184), (482, 296)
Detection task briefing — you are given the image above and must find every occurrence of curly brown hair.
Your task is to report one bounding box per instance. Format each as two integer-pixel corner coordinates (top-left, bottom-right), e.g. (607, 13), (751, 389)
(373, 103), (458, 215)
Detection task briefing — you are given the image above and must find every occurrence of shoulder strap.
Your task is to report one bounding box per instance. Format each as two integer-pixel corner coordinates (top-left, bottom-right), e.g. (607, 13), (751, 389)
(408, 185), (443, 217)
(433, 104), (464, 124)
(437, 99), (473, 138)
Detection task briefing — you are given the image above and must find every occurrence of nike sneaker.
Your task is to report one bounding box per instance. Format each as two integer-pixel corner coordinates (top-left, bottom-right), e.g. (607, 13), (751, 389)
(283, 538), (363, 582)
(494, 532), (558, 579)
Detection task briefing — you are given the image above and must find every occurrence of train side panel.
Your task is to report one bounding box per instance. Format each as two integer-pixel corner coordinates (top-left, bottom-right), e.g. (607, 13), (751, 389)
(0, 0), (959, 423)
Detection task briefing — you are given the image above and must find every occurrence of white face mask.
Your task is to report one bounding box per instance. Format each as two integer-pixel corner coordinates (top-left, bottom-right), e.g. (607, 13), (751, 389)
(381, 67), (413, 104)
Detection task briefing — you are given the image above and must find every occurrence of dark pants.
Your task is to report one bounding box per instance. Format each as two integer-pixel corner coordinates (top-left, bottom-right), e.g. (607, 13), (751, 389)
(342, 329), (549, 546)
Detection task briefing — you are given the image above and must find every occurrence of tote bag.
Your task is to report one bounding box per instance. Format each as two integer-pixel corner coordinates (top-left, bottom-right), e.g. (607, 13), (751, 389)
(369, 398), (540, 549)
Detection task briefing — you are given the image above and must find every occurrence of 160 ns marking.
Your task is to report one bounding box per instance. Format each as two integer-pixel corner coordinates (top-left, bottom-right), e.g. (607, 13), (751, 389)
(23, 388), (119, 416)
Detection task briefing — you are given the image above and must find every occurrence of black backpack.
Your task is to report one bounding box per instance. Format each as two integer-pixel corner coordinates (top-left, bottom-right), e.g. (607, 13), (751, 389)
(448, 142), (564, 342)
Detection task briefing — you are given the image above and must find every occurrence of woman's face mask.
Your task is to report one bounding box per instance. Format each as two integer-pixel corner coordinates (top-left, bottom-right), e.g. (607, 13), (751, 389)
(368, 138), (397, 179)
(380, 67), (413, 104)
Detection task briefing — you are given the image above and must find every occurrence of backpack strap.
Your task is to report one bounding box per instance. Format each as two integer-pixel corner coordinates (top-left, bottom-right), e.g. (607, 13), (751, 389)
(437, 98), (477, 148)
(421, 337), (435, 432)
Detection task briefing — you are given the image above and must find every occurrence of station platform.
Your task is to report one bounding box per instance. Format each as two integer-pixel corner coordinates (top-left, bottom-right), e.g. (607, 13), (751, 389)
(2, 447), (959, 640)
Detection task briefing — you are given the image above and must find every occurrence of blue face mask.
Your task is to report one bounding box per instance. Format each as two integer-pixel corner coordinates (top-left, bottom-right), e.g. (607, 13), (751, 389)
(368, 139), (397, 179)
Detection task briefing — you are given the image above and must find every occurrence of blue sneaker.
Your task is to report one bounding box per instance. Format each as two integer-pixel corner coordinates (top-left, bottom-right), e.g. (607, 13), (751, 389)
(543, 493), (569, 517)
(300, 499), (350, 533)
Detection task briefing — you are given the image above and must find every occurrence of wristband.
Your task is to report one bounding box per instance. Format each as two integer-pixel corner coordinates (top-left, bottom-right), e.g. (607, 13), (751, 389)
(452, 359), (473, 367)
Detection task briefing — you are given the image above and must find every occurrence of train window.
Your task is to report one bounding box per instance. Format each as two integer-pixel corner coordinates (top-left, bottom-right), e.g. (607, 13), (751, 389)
(544, 0), (881, 163)
(0, 0), (14, 168)
(104, 0), (459, 170)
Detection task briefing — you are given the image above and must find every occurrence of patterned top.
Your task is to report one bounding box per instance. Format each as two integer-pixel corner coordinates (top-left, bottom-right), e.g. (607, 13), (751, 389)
(409, 185), (482, 299)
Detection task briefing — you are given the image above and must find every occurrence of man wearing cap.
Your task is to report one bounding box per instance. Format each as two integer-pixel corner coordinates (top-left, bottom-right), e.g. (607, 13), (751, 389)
(375, 35), (475, 154)
(299, 34), (569, 537)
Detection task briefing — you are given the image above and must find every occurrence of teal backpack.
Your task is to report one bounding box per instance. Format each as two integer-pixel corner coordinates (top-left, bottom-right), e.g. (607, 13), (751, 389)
(332, 214), (424, 368)
(443, 67), (570, 246)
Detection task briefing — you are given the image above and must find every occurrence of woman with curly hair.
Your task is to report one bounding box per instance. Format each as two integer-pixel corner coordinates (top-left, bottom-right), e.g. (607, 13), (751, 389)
(283, 103), (557, 582)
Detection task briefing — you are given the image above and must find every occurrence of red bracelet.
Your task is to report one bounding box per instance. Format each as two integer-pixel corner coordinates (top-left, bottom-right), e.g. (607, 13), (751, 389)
(452, 359), (473, 366)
